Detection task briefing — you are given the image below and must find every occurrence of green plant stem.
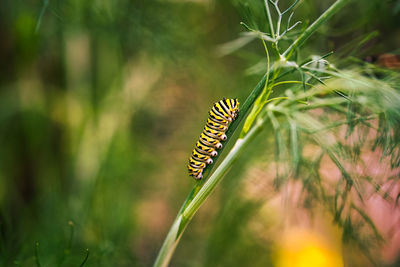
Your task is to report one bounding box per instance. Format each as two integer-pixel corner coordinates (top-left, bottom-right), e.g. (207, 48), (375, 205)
(154, 0), (351, 266)
(154, 120), (264, 267)
(35, 242), (41, 267)
(282, 0), (352, 59)
(264, 0), (275, 39)
(154, 71), (268, 267)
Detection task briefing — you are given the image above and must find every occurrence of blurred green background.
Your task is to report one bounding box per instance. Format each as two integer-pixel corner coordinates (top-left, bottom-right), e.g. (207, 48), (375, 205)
(0, 0), (399, 266)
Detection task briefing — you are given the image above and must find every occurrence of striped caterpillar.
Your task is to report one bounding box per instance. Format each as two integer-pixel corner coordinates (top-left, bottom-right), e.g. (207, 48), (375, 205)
(188, 98), (240, 180)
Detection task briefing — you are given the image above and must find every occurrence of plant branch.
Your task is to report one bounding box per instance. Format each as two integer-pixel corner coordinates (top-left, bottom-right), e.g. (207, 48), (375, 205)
(282, 0), (352, 59)
(154, 121), (264, 267)
(264, 0), (276, 39)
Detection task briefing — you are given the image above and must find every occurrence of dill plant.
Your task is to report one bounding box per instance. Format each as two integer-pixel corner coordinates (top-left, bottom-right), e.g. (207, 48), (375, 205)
(154, 0), (400, 266)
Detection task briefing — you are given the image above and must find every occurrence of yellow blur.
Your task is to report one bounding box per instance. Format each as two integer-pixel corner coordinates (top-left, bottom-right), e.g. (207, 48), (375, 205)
(276, 228), (343, 267)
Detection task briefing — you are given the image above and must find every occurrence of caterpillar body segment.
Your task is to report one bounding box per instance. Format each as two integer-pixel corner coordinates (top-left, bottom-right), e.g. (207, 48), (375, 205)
(187, 166), (203, 180)
(188, 157), (206, 169)
(206, 118), (228, 132)
(195, 141), (217, 156)
(208, 111), (230, 125)
(203, 125), (227, 141)
(191, 149), (213, 164)
(199, 132), (222, 148)
(188, 98), (239, 180)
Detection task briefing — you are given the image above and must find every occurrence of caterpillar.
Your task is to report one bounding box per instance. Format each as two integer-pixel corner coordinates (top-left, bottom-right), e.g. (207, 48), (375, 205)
(188, 98), (240, 180)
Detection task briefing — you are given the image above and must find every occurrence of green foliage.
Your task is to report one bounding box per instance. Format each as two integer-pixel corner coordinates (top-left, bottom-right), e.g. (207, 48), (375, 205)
(1, 0), (399, 266)
(156, 0), (400, 266)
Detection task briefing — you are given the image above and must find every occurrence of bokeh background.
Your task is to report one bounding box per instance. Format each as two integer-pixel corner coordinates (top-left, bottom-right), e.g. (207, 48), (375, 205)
(0, 0), (399, 266)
